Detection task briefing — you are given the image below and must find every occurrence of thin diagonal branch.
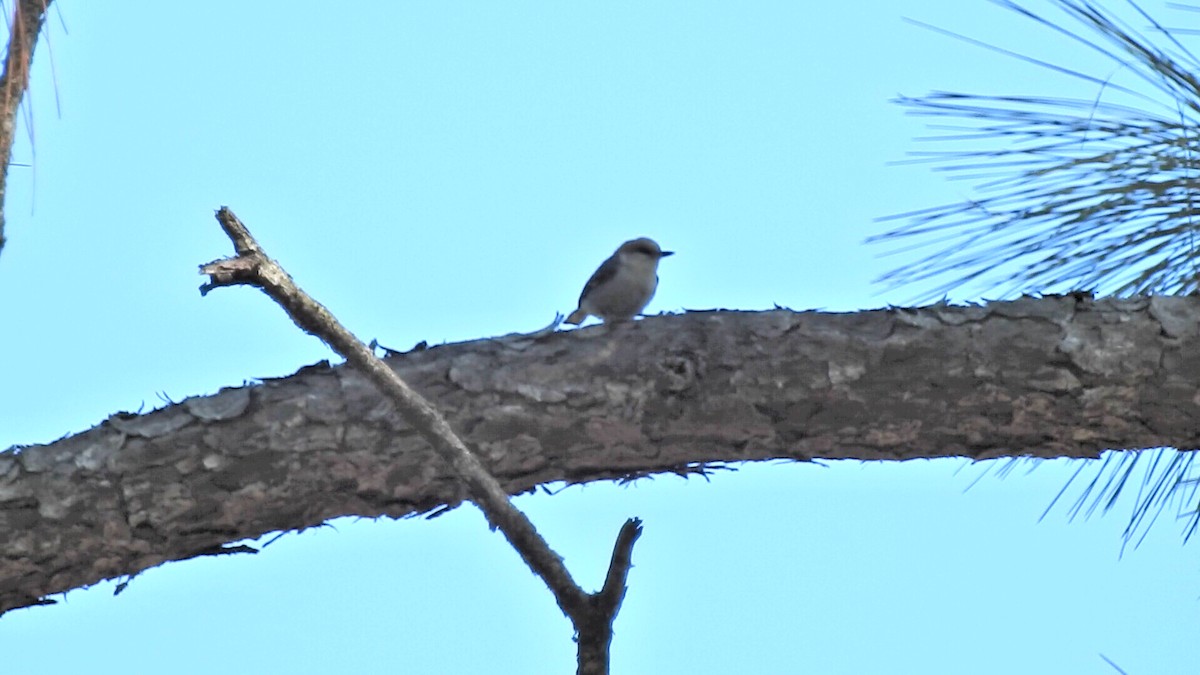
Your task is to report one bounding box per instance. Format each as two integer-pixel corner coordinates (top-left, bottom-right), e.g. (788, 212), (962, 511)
(200, 207), (588, 615)
(0, 0), (50, 258)
(199, 207), (641, 674)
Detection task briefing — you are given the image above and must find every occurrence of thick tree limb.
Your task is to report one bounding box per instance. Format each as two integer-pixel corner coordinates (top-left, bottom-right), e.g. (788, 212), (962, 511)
(3, 285), (1200, 615)
(0, 0), (51, 257)
(198, 208), (634, 671)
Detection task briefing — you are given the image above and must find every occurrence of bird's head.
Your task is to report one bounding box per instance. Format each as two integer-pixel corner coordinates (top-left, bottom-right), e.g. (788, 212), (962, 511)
(618, 237), (674, 262)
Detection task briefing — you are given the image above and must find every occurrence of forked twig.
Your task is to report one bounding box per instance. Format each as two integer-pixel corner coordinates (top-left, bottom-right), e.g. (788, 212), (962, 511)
(200, 206), (640, 674)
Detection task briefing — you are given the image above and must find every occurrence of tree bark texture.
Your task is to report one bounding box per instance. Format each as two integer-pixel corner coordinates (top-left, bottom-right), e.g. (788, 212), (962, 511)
(3, 295), (1199, 614)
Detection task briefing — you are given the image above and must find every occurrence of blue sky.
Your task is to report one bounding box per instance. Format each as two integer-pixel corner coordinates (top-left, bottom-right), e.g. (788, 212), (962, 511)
(0, 2), (1195, 673)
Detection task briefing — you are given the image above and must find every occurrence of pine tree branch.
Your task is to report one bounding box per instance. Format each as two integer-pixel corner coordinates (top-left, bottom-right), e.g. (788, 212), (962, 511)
(0, 0), (52, 258)
(4, 291), (1200, 615)
(877, 0), (1200, 300)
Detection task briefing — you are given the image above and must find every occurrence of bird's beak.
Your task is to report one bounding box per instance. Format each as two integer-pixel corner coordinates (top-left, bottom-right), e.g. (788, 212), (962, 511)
(660, 250), (675, 258)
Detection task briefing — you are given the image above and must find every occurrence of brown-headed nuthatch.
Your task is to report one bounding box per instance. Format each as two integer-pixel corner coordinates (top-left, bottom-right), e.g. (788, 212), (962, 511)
(565, 237), (673, 325)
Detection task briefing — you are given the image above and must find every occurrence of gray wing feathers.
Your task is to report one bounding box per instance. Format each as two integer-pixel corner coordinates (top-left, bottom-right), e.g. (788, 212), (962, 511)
(578, 252), (621, 306)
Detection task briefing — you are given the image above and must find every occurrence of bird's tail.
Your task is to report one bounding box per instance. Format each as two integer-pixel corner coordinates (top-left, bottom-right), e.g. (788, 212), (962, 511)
(565, 308), (587, 325)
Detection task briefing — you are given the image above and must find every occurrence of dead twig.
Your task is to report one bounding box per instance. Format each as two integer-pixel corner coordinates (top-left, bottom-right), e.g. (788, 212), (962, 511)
(199, 206), (640, 674)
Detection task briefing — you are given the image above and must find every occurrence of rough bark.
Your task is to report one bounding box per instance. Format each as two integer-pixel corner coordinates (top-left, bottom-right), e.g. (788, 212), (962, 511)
(3, 294), (1199, 614)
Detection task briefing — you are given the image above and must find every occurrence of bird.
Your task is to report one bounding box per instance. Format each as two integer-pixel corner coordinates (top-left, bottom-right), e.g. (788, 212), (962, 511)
(565, 237), (673, 325)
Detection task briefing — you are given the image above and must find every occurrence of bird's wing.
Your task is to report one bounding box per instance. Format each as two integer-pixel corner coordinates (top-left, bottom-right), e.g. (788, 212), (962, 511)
(578, 252), (621, 306)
